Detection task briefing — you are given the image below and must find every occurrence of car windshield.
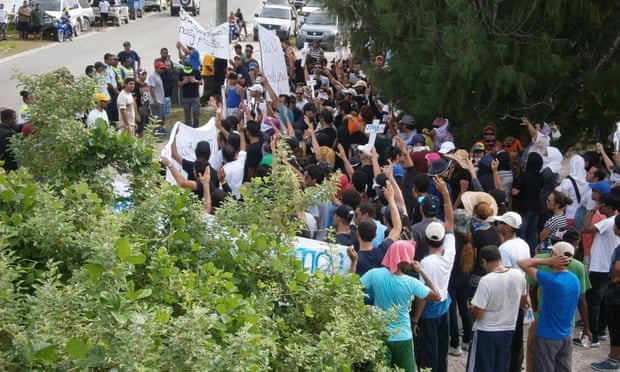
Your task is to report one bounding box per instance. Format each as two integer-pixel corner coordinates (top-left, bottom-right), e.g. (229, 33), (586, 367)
(38, 0), (62, 11)
(265, 0), (289, 5)
(260, 7), (289, 19)
(305, 12), (334, 25)
(306, 0), (321, 6)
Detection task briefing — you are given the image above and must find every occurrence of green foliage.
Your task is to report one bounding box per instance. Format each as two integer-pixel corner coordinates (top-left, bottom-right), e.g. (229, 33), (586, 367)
(324, 0), (620, 147)
(0, 73), (394, 370)
(10, 68), (160, 202)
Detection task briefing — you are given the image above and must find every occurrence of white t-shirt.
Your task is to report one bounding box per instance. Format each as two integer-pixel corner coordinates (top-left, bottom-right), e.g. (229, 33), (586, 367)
(86, 108), (109, 128)
(117, 90), (136, 128)
(471, 268), (527, 332)
(556, 178), (589, 219)
(499, 238), (530, 273)
(99, 0), (110, 13)
(420, 233), (456, 301)
(0, 8), (8, 23)
(590, 215), (620, 273)
(223, 150), (246, 200)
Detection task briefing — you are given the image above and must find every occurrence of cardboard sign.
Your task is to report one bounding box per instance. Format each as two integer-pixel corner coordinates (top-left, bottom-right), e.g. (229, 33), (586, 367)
(257, 24), (290, 97)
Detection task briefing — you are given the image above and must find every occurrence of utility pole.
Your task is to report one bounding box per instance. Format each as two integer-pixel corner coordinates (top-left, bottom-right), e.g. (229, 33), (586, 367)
(215, 0), (226, 25)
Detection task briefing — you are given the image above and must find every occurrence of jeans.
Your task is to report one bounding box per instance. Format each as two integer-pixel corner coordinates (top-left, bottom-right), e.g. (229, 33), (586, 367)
(518, 211), (539, 256)
(587, 271), (609, 342)
(449, 274), (472, 347)
(181, 96), (200, 127)
(508, 308), (524, 372)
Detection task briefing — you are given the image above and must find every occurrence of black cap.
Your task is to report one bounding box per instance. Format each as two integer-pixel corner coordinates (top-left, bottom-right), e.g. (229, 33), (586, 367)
(335, 204), (355, 221)
(421, 194), (440, 217)
(549, 227), (580, 246)
(94, 61), (106, 69)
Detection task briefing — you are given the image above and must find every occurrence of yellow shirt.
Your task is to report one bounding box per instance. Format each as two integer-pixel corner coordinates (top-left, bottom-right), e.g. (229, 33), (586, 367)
(201, 54), (215, 77)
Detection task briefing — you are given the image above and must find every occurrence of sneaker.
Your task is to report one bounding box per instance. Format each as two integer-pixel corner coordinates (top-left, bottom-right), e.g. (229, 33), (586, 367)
(448, 346), (463, 356)
(591, 359), (619, 371)
(575, 319), (584, 328)
(591, 341), (601, 348)
(462, 342), (471, 351)
(573, 337), (586, 347)
(599, 334), (609, 341)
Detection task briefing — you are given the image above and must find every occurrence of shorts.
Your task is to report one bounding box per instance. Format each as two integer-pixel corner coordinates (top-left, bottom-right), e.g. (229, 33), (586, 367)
(385, 339), (415, 372)
(100, 12), (108, 22)
(162, 97), (171, 118)
(17, 21), (29, 31)
(32, 25), (42, 32)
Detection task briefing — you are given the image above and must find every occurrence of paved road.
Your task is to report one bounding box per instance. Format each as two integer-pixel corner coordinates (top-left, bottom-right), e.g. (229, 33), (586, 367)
(0, 0), (262, 110)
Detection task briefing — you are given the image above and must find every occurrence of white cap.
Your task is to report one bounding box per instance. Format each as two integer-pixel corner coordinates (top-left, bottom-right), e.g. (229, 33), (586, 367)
(438, 141), (456, 154)
(489, 211), (522, 229)
(425, 221), (445, 242)
(248, 84), (264, 93)
(551, 241), (575, 257)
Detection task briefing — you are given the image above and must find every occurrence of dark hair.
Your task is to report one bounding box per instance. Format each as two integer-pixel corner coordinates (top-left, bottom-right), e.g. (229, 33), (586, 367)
(589, 166), (607, 182)
(123, 77), (136, 85)
(20, 90), (31, 101)
(387, 146), (402, 161)
(227, 133), (241, 152)
(550, 190), (573, 209)
(615, 214), (620, 229)
(341, 189), (362, 210)
(1, 109), (16, 122)
(359, 105), (373, 123)
(305, 164), (325, 185)
(357, 219), (377, 242)
(85, 65), (95, 76)
(413, 174), (431, 193)
(222, 144), (236, 163)
(318, 109), (333, 124)
(279, 94), (291, 105)
(246, 120), (261, 137)
(357, 202), (376, 219)
(195, 141), (211, 160)
(193, 157), (209, 176)
(479, 245), (501, 263)
(599, 193), (620, 211)
(341, 101), (352, 115)
(351, 171), (369, 193)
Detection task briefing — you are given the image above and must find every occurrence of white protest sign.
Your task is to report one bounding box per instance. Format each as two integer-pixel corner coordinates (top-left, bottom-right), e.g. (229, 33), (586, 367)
(178, 9), (229, 60)
(160, 118), (218, 184)
(358, 119), (384, 154)
(258, 24), (290, 97)
(294, 237), (352, 275)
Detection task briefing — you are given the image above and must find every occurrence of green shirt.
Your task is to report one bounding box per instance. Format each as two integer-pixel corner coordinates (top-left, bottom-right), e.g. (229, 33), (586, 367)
(527, 253), (591, 319)
(32, 9), (44, 26)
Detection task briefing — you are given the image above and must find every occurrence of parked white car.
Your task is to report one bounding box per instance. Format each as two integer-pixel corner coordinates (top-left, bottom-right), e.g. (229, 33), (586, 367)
(253, 4), (298, 41)
(171, 0), (199, 16)
(145, 0), (166, 12)
(39, 0), (95, 33)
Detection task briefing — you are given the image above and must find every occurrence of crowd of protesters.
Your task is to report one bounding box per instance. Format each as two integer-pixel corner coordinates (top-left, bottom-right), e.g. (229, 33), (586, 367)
(2, 34), (620, 372)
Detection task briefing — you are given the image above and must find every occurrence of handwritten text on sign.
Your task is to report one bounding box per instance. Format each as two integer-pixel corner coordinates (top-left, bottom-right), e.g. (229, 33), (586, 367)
(258, 25), (290, 97)
(178, 9), (229, 59)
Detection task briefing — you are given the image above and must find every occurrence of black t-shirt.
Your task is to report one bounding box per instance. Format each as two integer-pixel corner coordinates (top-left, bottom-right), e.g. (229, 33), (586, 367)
(606, 245), (620, 305)
(0, 125), (17, 171)
(471, 226), (501, 278)
(316, 126), (337, 147)
(449, 168), (472, 205)
(512, 170), (544, 213)
(182, 158), (219, 190)
(335, 225), (359, 251)
(161, 71), (175, 97)
(244, 140), (264, 181)
(356, 238), (393, 276)
(179, 69), (201, 98)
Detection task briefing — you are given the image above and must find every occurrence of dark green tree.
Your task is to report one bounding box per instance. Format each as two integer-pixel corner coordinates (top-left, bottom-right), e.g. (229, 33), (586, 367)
(324, 0), (620, 146)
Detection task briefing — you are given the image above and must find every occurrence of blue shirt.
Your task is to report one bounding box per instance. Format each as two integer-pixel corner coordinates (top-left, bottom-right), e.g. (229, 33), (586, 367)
(188, 49), (201, 71)
(535, 270), (580, 340)
(361, 267), (430, 341)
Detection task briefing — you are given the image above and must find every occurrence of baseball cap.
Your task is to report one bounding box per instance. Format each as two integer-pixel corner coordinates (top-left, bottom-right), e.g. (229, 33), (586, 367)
(349, 156), (362, 168)
(411, 134), (425, 145)
(549, 226), (580, 246)
(589, 181), (611, 195)
(425, 221), (445, 242)
(551, 241), (575, 257)
(421, 194), (440, 217)
(335, 204), (355, 221)
(248, 61), (259, 70)
(392, 164), (405, 179)
(137, 68), (147, 75)
(489, 211), (522, 229)
(472, 142), (485, 152)
(438, 141), (456, 154)
(94, 61), (106, 69)
(155, 61), (165, 69)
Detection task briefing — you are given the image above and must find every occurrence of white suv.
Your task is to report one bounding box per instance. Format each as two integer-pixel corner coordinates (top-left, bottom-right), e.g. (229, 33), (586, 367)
(253, 5), (298, 41)
(171, 0), (199, 16)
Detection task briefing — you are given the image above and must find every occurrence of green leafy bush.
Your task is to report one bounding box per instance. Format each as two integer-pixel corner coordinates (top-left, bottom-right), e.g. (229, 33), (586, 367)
(0, 71), (394, 370)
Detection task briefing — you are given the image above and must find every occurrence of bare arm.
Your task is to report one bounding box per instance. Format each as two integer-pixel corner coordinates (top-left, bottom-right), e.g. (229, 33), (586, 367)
(520, 117), (538, 142)
(160, 156), (197, 191)
(435, 176), (453, 232)
(336, 143), (354, 179)
(384, 180), (403, 241)
(491, 158), (504, 190)
(261, 75), (281, 111)
(393, 136), (414, 168)
(597, 142), (614, 173)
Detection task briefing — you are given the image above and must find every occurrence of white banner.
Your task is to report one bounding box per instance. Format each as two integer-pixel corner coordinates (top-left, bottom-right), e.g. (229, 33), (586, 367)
(294, 237), (351, 275)
(258, 25), (290, 97)
(161, 119), (219, 183)
(178, 9), (230, 60)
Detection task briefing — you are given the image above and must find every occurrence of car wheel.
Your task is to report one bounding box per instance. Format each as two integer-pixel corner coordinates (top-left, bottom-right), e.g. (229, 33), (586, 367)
(82, 17), (90, 32)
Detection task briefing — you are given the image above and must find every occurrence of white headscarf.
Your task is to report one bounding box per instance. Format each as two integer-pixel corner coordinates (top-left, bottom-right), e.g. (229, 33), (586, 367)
(567, 154), (587, 184)
(543, 146), (563, 174)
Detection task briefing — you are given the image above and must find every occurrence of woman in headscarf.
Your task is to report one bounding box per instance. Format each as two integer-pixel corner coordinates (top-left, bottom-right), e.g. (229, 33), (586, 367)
(511, 152), (545, 255)
(423, 117), (453, 152)
(555, 154), (589, 227)
(477, 124), (503, 155)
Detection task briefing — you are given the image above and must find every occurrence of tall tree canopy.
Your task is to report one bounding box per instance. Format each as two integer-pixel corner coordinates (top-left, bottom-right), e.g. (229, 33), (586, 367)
(324, 0), (620, 145)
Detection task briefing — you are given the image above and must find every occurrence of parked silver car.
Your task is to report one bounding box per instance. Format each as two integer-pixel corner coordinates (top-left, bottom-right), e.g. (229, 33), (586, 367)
(295, 11), (339, 50)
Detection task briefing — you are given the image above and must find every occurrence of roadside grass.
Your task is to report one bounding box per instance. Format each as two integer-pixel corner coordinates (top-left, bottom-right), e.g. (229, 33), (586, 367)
(0, 28), (53, 59)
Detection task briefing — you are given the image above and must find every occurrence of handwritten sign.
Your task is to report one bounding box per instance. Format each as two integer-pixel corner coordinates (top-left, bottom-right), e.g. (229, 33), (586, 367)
(258, 24), (290, 97)
(178, 9), (229, 60)
(160, 119), (218, 183)
(294, 237), (351, 275)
